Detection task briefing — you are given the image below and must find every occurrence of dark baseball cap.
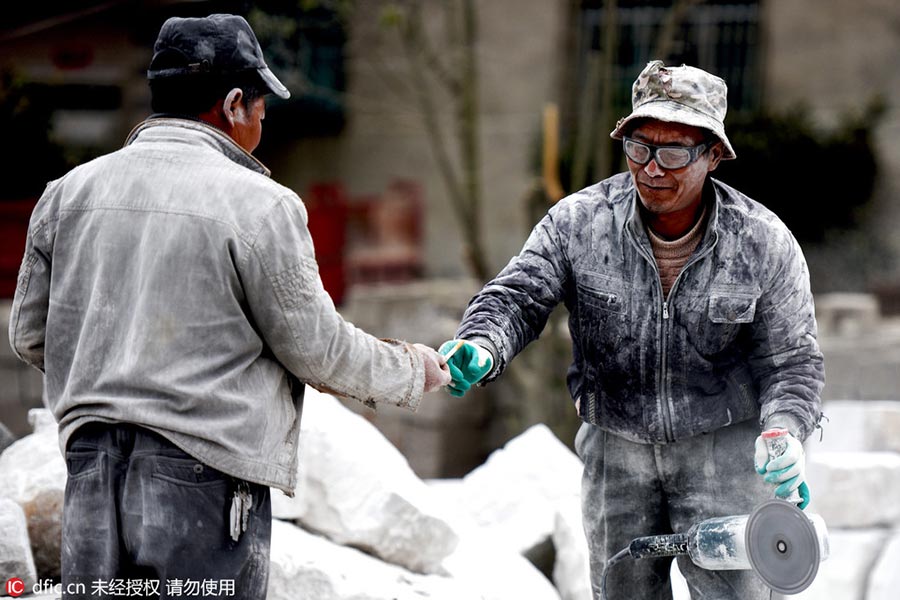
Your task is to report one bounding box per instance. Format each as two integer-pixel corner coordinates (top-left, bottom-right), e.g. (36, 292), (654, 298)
(147, 13), (290, 99)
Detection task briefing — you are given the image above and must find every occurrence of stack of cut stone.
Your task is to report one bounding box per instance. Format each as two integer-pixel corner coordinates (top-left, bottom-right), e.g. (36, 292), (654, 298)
(794, 400), (900, 600)
(266, 388), (573, 599)
(0, 391), (594, 599)
(10, 395), (896, 599)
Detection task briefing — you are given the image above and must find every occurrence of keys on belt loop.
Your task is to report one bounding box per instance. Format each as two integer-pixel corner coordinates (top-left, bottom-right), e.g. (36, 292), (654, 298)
(229, 481), (253, 542)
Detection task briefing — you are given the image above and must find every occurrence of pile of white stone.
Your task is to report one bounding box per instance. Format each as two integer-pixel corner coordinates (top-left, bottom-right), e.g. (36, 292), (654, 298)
(793, 400), (900, 600)
(0, 390), (592, 600)
(3, 396), (898, 600)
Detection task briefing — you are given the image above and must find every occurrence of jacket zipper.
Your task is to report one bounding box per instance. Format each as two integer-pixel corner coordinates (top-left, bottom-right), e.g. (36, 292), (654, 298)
(659, 299), (672, 441)
(629, 225), (718, 443)
(628, 237), (675, 442)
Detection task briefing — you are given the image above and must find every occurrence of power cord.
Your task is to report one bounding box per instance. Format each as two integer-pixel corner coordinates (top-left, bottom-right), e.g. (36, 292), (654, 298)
(598, 546), (631, 600)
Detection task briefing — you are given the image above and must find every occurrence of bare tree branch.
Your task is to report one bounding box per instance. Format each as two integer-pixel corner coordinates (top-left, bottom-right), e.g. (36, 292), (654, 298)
(399, 9), (468, 225)
(359, 51), (418, 105)
(389, 0), (488, 281)
(405, 1), (463, 94)
(653, 0), (705, 61)
(571, 50), (602, 191)
(455, 0), (488, 281)
(594, 0), (618, 181)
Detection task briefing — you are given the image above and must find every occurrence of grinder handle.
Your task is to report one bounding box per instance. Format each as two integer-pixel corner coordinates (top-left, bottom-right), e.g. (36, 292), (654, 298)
(627, 533), (690, 559)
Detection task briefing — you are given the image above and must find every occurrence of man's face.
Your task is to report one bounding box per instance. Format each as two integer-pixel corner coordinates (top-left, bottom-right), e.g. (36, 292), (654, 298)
(231, 96), (266, 154)
(626, 119), (722, 220)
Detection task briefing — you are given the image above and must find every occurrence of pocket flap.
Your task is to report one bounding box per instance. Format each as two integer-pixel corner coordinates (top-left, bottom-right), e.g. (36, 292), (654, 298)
(708, 294), (757, 324)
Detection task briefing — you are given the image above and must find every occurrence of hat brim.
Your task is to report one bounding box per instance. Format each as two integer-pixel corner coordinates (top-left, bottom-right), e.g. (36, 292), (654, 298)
(259, 66), (290, 100)
(610, 100), (736, 160)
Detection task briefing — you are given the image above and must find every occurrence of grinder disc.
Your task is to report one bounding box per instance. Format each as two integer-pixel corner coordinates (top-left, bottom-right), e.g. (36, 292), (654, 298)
(745, 499), (820, 595)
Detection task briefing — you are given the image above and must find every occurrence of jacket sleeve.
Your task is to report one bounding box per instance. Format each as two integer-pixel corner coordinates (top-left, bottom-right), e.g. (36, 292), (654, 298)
(455, 206), (571, 382)
(240, 193), (424, 410)
(8, 186), (56, 372)
(749, 227), (825, 442)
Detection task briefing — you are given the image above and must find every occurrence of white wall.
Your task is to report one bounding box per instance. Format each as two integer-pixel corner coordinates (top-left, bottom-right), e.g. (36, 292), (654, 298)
(264, 0), (568, 280)
(763, 0), (900, 291)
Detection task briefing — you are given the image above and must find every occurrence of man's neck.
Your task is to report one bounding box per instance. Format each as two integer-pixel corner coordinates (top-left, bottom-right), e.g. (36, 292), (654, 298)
(644, 202), (704, 240)
(643, 180), (711, 240)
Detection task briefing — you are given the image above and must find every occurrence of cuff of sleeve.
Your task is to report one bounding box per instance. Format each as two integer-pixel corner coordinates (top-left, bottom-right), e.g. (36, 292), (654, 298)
(465, 336), (499, 384)
(396, 342), (424, 412)
(763, 413), (803, 440)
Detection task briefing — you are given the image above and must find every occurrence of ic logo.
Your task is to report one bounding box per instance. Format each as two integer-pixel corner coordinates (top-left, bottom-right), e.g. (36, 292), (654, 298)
(5, 578), (25, 597)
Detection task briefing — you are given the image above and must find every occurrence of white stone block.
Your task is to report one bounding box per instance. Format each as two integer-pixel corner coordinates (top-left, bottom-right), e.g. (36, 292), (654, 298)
(810, 400), (900, 454)
(0, 421), (15, 454)
(0, 497), (37, 593)
(441, 534), (562, 600)
(27, 409), (56, 435)
(791, 528), (888, 600)
(270, 487), (309, 522)
(805, 452), (900, 527)
(815, 293), (879, 337)
(551, 497), (591, 600)
(267, 520), (473, 600)
(867, 527), (900, 600)
(284, 388), (459, 574)
(0, 417), (66, 506)
(425, 478), (562, 599)
(456, 424), (583, 556)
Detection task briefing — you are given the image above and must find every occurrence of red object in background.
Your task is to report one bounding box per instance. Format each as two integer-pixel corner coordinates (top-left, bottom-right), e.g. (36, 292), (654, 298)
(305, 183), (348, 305)
(51, 42), (95, 70)
(345, 179), (424, 286)
(0, 199), (38, 299)
(0, 184), (422, 305)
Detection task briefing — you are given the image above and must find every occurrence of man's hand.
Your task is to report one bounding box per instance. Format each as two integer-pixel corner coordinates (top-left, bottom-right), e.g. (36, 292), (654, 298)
(411, 343), (452, 393)
(754, 432), (810, 509)
(438, 339), (493, 397)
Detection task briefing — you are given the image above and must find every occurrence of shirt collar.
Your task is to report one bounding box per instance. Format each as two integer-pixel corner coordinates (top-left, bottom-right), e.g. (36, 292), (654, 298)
(124, 116), (271, 178)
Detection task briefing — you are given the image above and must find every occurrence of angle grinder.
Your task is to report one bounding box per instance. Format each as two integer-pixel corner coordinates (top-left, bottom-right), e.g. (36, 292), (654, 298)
(599, 500), (829, 598)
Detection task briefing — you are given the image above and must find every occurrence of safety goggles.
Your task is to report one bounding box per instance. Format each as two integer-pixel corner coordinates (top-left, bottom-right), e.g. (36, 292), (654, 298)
(623, 137), (709, 170)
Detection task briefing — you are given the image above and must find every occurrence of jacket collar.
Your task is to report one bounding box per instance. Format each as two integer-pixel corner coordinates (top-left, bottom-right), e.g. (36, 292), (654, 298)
(124, 116), (271, 178)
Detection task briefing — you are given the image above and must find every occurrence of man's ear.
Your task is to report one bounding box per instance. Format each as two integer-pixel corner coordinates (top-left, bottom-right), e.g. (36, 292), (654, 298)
(706, 141), (725, 173)
(221, 87), (245, 128)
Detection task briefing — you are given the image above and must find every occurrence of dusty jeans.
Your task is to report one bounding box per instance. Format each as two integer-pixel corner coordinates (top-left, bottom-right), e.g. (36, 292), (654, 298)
(62, 423), (271, 600)
(576, 418), (773, 600)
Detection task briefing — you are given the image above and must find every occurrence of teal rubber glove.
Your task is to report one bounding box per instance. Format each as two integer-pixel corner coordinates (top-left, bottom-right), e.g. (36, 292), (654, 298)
(438, 339), (493, 397)
(754, 432), (810, 510)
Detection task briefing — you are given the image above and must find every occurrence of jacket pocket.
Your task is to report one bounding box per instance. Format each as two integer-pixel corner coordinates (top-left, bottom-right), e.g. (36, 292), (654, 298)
(577, 271), (628, 315)
(694, 291), (758, 356)
(725, 366), (760, 416)
(574, 271), (631, 393)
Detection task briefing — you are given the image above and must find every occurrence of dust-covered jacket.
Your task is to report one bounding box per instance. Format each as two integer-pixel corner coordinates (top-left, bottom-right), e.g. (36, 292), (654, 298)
(457, 172), (824, 443)
(8, 118), (425, 494)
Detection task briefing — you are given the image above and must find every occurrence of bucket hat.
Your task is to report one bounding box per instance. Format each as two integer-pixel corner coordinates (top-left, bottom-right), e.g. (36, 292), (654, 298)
(610, 60), (735, 159)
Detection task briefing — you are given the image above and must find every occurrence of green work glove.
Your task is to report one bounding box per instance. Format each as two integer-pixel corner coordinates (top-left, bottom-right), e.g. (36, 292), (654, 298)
(438, 339), (493, 397)
(754, 432), (810, 510)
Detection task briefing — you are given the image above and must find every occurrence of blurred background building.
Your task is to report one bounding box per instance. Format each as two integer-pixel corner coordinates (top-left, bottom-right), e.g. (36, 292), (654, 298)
(2, 0), (900, 478)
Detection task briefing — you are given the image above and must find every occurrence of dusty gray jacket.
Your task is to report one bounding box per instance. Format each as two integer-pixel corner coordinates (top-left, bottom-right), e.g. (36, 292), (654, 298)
(458, 173), (824, 443)
(8, 118), (425, 494)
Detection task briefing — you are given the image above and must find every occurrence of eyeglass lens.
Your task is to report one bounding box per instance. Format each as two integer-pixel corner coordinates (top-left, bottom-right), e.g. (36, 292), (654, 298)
(624, 139), (694, 169)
